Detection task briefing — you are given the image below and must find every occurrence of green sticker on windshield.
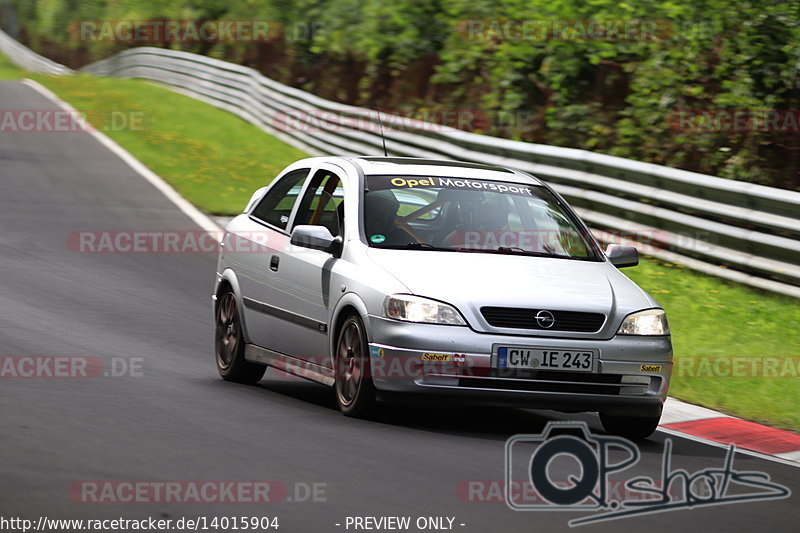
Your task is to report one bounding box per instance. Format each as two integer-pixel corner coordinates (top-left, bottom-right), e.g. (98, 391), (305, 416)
(370, 234), (386, 244)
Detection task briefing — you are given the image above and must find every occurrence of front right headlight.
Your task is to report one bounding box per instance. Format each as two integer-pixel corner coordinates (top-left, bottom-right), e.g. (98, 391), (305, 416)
(617, 308), (669, 336)
(382, 294), (467, 326)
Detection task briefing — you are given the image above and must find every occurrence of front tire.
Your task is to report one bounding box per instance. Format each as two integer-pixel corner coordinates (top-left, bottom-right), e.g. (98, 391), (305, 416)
(215, 290), (266, 384)
(600, 413), (661, 441)
(334, 314), (377, 417)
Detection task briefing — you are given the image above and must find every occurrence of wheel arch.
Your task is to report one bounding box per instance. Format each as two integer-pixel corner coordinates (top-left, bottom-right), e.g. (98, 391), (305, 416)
(329, 293), (371, 364)
(214, 269), (252, 344)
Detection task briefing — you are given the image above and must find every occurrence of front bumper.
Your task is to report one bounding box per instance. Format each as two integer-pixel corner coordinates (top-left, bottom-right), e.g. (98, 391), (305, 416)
(366, 316), (672, 417)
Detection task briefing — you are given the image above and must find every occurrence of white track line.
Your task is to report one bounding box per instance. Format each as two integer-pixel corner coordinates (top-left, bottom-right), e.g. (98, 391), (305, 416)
(21, 78), (222, 234)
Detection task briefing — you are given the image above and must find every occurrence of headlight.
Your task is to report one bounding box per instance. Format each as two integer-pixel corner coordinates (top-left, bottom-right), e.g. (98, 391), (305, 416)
(617, 308), (669, 336)
(382, 295), (466, 326)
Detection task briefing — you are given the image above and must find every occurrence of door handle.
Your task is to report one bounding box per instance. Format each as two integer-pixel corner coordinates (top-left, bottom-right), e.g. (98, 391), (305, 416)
(269, 255), (280, 271)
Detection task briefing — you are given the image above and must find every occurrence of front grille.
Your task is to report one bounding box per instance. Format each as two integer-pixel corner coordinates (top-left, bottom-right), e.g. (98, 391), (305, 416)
(481, 307), (605, 332)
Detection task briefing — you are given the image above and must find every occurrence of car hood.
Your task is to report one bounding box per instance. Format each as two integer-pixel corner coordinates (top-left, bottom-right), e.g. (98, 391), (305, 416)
(366, 249), (656, 337)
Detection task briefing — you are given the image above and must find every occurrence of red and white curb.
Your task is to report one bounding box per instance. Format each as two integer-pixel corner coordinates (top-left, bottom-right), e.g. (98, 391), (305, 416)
(660, 397), (800, 465)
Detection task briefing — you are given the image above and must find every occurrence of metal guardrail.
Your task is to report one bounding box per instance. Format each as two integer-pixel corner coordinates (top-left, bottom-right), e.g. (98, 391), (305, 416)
(0, 29), (72, 75)
(2, 31), (798, 297)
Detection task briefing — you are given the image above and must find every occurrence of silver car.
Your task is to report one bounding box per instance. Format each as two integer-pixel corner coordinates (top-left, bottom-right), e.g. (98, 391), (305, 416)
(213, 157), (672, 439)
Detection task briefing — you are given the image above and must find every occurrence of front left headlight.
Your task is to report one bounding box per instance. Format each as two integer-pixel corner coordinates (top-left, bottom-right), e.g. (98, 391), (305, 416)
(382, 294), (467, 326)
(617, 308), (670, 336)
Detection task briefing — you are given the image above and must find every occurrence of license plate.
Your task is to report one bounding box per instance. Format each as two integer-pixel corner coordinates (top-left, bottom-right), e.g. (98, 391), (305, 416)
(496, 347), (595, 372)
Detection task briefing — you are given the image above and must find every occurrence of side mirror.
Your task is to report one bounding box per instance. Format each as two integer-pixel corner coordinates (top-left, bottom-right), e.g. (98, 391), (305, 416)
(606, 244), (638, 268)
(291, 225), (342, 256)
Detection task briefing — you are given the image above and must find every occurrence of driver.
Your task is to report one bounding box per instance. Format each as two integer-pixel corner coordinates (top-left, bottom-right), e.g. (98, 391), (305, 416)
(363, 190), (415, 246)
(441, 195), (511, 249)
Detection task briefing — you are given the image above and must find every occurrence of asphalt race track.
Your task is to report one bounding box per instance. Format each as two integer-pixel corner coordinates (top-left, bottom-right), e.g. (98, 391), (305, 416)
(0, 80), (797, 532)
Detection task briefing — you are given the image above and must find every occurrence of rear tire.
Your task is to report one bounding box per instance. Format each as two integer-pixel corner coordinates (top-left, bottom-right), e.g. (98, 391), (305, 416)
(334, 314), (377, 417)
(215, 291), (266, 384)
(600, 413), (661, 441)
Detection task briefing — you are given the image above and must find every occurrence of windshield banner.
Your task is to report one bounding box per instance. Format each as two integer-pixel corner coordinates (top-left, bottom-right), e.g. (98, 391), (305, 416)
(367, 175), (536, 196)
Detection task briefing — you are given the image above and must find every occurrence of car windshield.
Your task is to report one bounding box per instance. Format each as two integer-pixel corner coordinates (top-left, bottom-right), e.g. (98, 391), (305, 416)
(362, 175), (600, 260)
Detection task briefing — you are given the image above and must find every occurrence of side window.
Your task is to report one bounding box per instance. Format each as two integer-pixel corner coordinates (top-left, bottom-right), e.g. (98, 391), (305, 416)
(293, 170), (346, 236)
(251, 169), (309, 230)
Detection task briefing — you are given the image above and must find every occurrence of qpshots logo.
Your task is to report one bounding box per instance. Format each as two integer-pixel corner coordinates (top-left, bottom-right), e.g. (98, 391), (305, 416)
(505, 422), (790, 527)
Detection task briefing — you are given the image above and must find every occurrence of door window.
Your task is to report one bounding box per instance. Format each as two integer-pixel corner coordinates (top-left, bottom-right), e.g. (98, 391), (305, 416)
(293, 169), (346, 236)
(251, 169), (309, 230)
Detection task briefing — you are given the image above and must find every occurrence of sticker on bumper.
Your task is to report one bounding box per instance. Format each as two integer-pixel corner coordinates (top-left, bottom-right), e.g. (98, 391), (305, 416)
(421, 353), (451, 362)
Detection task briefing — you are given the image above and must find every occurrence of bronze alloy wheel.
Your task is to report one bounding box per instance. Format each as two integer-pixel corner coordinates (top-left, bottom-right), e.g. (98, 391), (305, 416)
(215, 292), (239, 370)
(334, 315), (377, 416)
(215, 291), (265, 384)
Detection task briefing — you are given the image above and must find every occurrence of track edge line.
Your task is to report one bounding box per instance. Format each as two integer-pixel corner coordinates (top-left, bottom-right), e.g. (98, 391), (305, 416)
(20, 78), (222, 235)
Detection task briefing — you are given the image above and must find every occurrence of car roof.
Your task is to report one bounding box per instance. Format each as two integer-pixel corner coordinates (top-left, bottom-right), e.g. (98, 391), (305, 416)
(346, 156), (543, 185)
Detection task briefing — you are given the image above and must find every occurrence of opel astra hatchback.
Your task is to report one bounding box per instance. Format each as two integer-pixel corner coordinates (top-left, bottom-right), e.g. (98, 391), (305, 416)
(213, 157), (672, 439)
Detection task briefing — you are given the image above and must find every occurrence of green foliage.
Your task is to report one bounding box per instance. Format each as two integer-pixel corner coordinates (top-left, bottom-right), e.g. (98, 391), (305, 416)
(6, 0), (799, 189)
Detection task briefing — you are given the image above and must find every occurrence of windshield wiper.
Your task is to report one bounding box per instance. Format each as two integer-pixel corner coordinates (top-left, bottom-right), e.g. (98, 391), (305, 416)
(492, 247), (569, 258)
(374, 243), (571, 258)
(375, 242), (455, 251)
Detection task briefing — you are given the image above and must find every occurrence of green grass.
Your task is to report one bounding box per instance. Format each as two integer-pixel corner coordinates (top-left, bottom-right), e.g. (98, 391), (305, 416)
(27, 71), (308, 214)
(625, 258), (800, 431)
(0, 51), (25, 79)
(2, 51), (796, 430)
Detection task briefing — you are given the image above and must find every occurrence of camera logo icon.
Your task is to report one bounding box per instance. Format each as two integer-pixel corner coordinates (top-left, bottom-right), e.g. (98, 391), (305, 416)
(504, 421), (639, 512)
